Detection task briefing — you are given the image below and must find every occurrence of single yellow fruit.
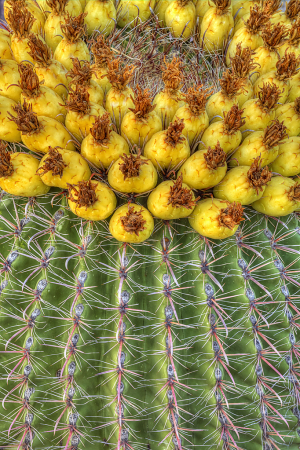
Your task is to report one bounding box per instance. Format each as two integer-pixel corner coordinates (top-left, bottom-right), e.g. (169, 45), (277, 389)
(232, 0), (259, 24)
(195, 0), (210, 24)
(288, 70), (300, 103)
(0, 59), (22, 103)
(252, 176), (300, 217)
(117, 0), (155, 28)
(84, 0), (116, 36)
(189, 198), (244, 239)
(270, 0), (300, 28)
(275, 98), (300, 137)
(90, 35), (114, 94)
(5, 0), (45, 35)
(165, 0), (196, 39)
(200, 0), (233, 52)
(229, 44), (257, 106)
(109, 203), (154, 243)
(278, 18), (300, 59)
(68, 179), (117, 221)
(66, 58), (104, 105)
(155, 0), (172, 26)
(269, 136), (300, 177)
(0, 29), (13, 60)
(0, 96), (22, 142)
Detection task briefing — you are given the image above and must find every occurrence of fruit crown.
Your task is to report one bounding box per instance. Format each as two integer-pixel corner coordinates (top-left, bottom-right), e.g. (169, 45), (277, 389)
(288, 182), (300, 202)
(61, 13), (87, 43)
(106, 58), (135, 90)
(258, 82), (281, 111)
(67, 58), (94, 86)
(65, 85), (91, 116)
(162, 57), (183, 92)
(164, 119), (185, 147)
(219, 70), (245, 98)
(211, 0), (231, 14)
(90, 113), (112, 143)
(287, 18), (300, 45)
(177, 0), (192, 5)
(218, 202), (244, 230)
(46, 0), (69, 15)
(6, 2), (35, 37)
(294, 97), (300, 115)
(276, 51), (300, 80)
(263, 119), (288, 148)
(204, 142), (227, 170)
(286, 0), (300, 18)
(245, 5), (270, 34)
(120, 205), (146, 236)
(261, 22), (289, 49)
(118, 151), (147, 180)
(230, 45), (258, 79)
(28, 34), (52, 67)
(36, 147), (67, 178)
(262, 0), (282, 15)
(223, 105), (245, 134)
(168, 175), (197, 210)
(129, 85), (155, 119)
(18, 63), (41, 97)
(8, 100), (41, 134)
(181, 85), (212, 116)
(0, 142), (14, 178)
(247, 157), (272, 193)
(91, 35), (114, 68)
(68, 180), (97, 209)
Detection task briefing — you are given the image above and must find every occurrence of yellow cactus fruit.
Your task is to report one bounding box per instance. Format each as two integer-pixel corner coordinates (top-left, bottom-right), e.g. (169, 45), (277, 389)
(84, 0), (116, 36)
(206, 69), (245, 122)
(81, 113), (129, 170)
(9, 100), (75, 152)
(43, 0), (82, 16)
(165, 0), (196, 39)
(0, 142), (50, 197)
(231, 119), (288, 167)
(195, 0), (210, 24)
(252, 176), (300, 216)
(90, 35), (113, 94)
(105, 58), (135, 130)
(4, 0), (45, 35)
(240, 83), (281, 136)
(68, 179), (117, 221)
(117, 0), (155, 29)
(37, 146), (91, 189)
(0, 28), (13, 60)
(155, 0), (173, 27)
(275, 97), (300, 137)
(65, 86), (106, 142)
(18, 63), (66, 124)
(270, 0), (300, 27)
(229, 45), (257, 106)
(200, 105), (244, 155)
(147, 175), (198, 220)
(279, 18), (300, 59)
(232, 0), (259, 23)
(0, 96), (21, 142)
(108, 151), (157, 194)
(121, 86), (162, 148)
(7, 3), (38, 63)
(54, 13), (90, 70)
(66, 58), (104, 105)
(288, 59), (300, 102)
(153, 57), (185, 128)
(214, 157), (272, 205)
(178, 142), (227, 190)
(189, 198), (244, 239)
(200, 0), (233, 52)
(109, 203), (154, 243)
(269, 136), (300, 177)
(0, 59), (22, 103)
(172, 85), (211, 145)
(144, 119), (190, 170)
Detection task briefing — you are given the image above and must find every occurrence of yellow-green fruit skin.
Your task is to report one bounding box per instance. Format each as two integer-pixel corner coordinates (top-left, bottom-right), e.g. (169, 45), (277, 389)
(165, 0), (196, 39)
(81, 131), (129, 169)
(0, 96), (21, 142)
(65, 104), (106, 142)
(109, 203), (154, 243)
(269, 136), (300, 177)
(0, 153), (50, 197)
(117, 0), (155, 28)
(44, 14), (66, 52)
(21, 116), (75, 153)
(35, 61), (69, 99)
(54, 40), (90, 70)
(121, 111), (162, 147)
(108, 156), (158, 193)
(199, 122), (242, 155)
(177, 149), (227, 190)
(155, 0), (171, 26)
(200, 7), (234, 52)
(92, 67), (112, 94)
(225, 27), (263, 66)
(68, 180), (116, 221)
(252, 48), (279, 83)
(67, 80), (104, 105)
(279, 43), (300, 60)
(147, 180), (196, 220)
(288, 72), (300, 103)
(253, 72), (289, 108)
(21, 87), (66, 123)
(188, 198), (239, 240)
(252, 176), (300, 217)
(206, 92), (237, 123)
(84, 0), (116, 36)
(275, 102), (300, 137)
(143, 130), (190, 170)
(0, 59), (22, 102)
(172, 107), (209, 144)
(105, 86), (134, 129)
(232, 0), (259, 23)
(0, 29), (13, 60)
(213, 166), (266, 205)
(195, 0), (210, 24)
(231, 131), (279, 167)
(11, 36), (34, 64)
(239, 99), (275, 136)
(236, 79), (254, 108)
(153, 90), (184, 129)
(38, 148), (91, 189)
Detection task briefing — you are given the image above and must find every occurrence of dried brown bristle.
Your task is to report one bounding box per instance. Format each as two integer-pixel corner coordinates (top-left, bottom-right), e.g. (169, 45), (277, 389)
(287, 18), (300, 45)
(106, 58), (135, 90)
(18, 63), (40, 97)
(162, 57), (183, 92)
(37, 147), (67, 178)
(262, 0), (282, 15)
(65, 86), (90, 115)
(28, 34), (52, 67)
(168, 175), (197, 209)
(294, 97), (300, 115)
(164, 119), (185, 147)
(261, 22), (289, 49)
(286, 0), (300, 18)
(220, 69), (246, 98)
(118, 152), (147, 180)
(263, 119), (288, 148)
(211, 0), (231, 14)
(91, 35), (114, 68)
(8, 100), (41, 134)
(0, 142), (14, 177)
(230, 45), (258, 79)
(46, 0), (69, 15)
(204, 142), (227, 170)
(258, 82), (281, 111)
(120, 205), (146, 236)
(90, 113), (112, 143)
(245, 5), (270, 34)
(6, 3), (35, 37)
(181, 85), (212, 116)
(218, 202), (244, 230)
(128, 85), (155, 119)
(223, 105), (245, 134)
(247, 157), (272, 193)
(276, 50), (300, 80)
(61, 13), (87, 43)
(288, 183), (300, 202)
(68, 180), (97, 209)
(67, 58), (93, 86)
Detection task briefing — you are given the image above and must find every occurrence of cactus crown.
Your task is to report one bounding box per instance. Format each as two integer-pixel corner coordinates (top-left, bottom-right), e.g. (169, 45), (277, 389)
(9, 100), (42, 134)
(120, 205), (146, 235)
(90, 113), (112, 143)
(37, 147), (67, 178)
(294, 97), (300, 115)
(211, 0), (231, 14)
(0, 142), (13, 177)
(67, 58), (93, 86)
(276, 50), (300, 80)
(261, 22), (289, 49)
(258, 82), (281, 111)
(162, 57), (183, 92)
(46, 0), (69, 15)
(181, 85), (212, 115)
(247, 157), (272, 193)
(218, 202), (244, 229)
(245, 5), (270, 33)
(263, 119), (288, 148)
(28, 34), (52, 67)
(204, 142), (227, 170)
(68, 180), (97, 208)
(165, 119), (185, 146)
(223, 105), (245, 134)
(230, 45), (258, 79)
(61, 13), (87, 43)
(220, 70), (245, 98)
(65, 86), (91, 115)
(6, 3), (35, 37)
(106, 58), (135, 90)
(286, 0), (300, 18)
(129, 85), (155, 119)
(18, 63), (41, 97)
(262, 0), (282, 15)
(168, 175), (197, 209)
(91, 35), (114, 68)
(287, 18), (300, 45)
(118, 152), (147, 180)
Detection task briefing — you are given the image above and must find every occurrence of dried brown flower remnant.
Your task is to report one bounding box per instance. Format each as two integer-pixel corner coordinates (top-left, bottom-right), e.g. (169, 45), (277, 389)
(18, 63), (40, 97)
(230, 45), (258, 79)
(90, 113), (112, 143)
(262, 0), (282, 15)
(247, 157), (272, 193)
(218, 202), (244, 230)
(168, 175), (197, 209)
(106, 58), (135, 91)
(28, 34), (52, 67)
(0, 142), (13, 177)
(288, 183), (300, 202)
(8, 100), (41, 134)
(263, 119), (288, 148)
(37, 147), (67, 178)
(118, 152), (147, 180)
(67, 58), (93, 86)
(68, 180), (97, 208)
(261, 22), (289, 49)
(65, 86), (90, 115)
(120, 205), (146, 236)
(258, 83), (281, 111)
(276, 51), (300, 80)
(294, 97), (300, 115)
(286, 0), (300, 18)
(288, 18), (300, 45)
(181, 85), (212, 116)
(164, 119), (185, 146)
(220, 70), (245, 98)
(91, 35), (114, 68)
(204, 143), (227, 170)
(245, 5), (270, 34)
(211, 0), (231, 14)
(223, 106), (245, 134)
(6, 3), (35, 37)
(129, 86), (155, 119)
(162, 57), (183, 92)
(46, 0), (69, 15)
(61, 13), (87, 43)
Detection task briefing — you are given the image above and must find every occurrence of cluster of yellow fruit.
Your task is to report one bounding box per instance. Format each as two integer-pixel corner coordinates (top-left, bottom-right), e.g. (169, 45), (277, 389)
(0, 0), (300, 243)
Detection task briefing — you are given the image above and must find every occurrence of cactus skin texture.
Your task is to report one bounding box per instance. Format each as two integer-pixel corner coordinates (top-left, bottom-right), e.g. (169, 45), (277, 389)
(0, 190), (299, 450)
